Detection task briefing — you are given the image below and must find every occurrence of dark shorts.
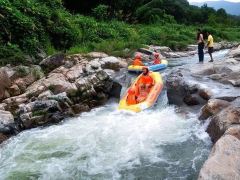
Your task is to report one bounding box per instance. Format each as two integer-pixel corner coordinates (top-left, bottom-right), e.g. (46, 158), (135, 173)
(208, 47), (214, 54)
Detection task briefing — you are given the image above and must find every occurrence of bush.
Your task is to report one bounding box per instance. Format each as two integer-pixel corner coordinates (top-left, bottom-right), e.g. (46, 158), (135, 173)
(0, 44), (26, 66)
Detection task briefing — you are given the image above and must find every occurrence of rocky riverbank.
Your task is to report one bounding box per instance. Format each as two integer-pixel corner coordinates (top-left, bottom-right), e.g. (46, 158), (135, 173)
(166, 45), (240, 179)
(0, 52), (127, 143)
(147, 41), (239, 58)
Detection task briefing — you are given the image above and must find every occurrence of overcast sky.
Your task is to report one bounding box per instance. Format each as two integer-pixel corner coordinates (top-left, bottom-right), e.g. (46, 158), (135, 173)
(188, 0), (240, 2)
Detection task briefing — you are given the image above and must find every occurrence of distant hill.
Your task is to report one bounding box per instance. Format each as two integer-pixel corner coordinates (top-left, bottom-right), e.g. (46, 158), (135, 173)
(190, 0), (240, 15)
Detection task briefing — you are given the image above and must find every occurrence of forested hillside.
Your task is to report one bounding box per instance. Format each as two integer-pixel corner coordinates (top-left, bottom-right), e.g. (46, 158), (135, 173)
(1, 0), (240, 65)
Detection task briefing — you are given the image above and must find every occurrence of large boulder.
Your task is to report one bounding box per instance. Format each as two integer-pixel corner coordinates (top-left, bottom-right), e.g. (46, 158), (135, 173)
(198, 135), (240, 180)
(40, 53), (65, 72)
(207, 105), (240, 143)
(228, 45), (240, 58)
(0, 110), (15, 143)
(0, 110), (14, 125)
(0, 68), (11, 100)
(86, 52), (108, 58)
(45, 73), (78, 94)
(100, 56), (127, 71)
(225, 125), (240, 140)
(199, 99), (231, 120)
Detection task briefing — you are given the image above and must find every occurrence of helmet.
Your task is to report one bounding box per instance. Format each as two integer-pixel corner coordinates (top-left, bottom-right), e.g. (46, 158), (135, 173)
(135, 53), (142, 59)
(153, 52), (160, 57)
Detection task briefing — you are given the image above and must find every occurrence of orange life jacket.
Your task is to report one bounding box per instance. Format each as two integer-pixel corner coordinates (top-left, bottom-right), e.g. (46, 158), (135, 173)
(133, 58), (144, 66)
(126, 88), (137, 105)
(138, 74), (154, 85)
(153, 58), (161, 65)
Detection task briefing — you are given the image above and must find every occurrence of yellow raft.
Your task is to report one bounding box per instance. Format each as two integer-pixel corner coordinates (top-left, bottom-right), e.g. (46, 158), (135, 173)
(128, 59), (168, 72)
(118, 72), (163, 112)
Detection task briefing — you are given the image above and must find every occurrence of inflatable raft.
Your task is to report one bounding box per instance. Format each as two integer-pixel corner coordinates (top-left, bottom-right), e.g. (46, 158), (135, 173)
(128, 59), (168, 72)
(118, 72), (163, 112)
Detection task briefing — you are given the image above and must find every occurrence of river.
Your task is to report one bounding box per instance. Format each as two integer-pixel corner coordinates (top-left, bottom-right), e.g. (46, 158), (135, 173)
(0, 50), (229, 180)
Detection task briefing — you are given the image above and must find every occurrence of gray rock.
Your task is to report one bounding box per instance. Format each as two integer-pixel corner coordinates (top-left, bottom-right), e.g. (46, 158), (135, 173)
(225, 125), (240, 140)
(0, 110), (14, 125)
(198, 135), (240, 180)
(207, 105), (240, 143)
(40, 53), (65, 72)
(199, 99), (231, 120)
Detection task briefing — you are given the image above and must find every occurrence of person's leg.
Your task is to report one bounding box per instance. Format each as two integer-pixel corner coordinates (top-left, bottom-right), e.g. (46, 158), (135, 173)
(209, 47), (213, 62)
(201, 48), (204, 62)
(199, 46), (204, 63)
(198, 44), (202, 63)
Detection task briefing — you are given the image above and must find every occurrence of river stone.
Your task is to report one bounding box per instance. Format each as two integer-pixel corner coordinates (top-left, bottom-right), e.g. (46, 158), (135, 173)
(40, 53), (65, 72)
(199, 99), (231, 120)
(38, 90), (53, 100)
(8, 84), (21, 96)
(198, 135), (240, 180)
(198, 89), (212, 100)
(100, 57), (123, 71)
(0, 68), (11, 100)
(71, 104), (90, 114)
(225, 125), (240, 140)
(0, 110), (14, 125)
(228, 46), (240, 58)
(0, 103), (7, 111)
(207, 105), (240, 143)
(183, 95), (200, 106)
(86, 52), (108, 58)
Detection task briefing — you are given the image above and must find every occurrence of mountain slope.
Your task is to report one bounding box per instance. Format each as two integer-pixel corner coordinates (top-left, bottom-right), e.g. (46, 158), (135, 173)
(191, 1), (240, 15)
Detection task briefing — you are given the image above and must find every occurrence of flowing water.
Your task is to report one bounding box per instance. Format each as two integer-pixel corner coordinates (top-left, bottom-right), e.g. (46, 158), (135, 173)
(0, 50), (229, 180)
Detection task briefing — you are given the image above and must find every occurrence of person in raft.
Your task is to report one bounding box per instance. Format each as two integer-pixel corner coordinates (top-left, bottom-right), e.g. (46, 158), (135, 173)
(132, 53), (144, 66)
(126, 67), (154, 105)
(206, 31), (214, 62)
(152, 52), (161, 64)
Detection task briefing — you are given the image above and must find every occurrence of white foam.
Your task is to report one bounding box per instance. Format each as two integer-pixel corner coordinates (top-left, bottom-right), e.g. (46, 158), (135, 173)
(0, 102), (210, 179)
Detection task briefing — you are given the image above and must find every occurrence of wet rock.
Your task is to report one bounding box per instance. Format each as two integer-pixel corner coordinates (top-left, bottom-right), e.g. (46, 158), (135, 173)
(0, 110), (14, 125)
(198, 89), (212, 100)
(25, 100), (61, 113)
(0, 110), (15, 143)
(198, 135), (240, 180)
(40, 53), (65, 72)
(207, 105), (240, 143)
(209, 74), (222, 80)
(0, 103), (7, 110)
(71, 104), (90, 114)
(183, 95), (200, 106)
(199, 99), (231, 120)
(228, 79), (240, 87)
(225, 125), (240, 140)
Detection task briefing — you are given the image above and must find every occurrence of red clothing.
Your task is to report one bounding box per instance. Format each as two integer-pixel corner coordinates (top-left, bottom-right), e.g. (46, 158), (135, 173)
(153, 58), (161, 65)
(133, 58), (144, 66)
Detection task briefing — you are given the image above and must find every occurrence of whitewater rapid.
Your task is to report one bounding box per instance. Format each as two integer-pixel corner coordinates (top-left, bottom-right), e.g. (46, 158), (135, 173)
(0, 98), (210, 180)
(1, 49), (231, 180)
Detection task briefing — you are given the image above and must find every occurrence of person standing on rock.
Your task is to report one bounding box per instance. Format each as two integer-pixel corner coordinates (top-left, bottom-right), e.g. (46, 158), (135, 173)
(207, 31), (214, 62)
(197, 29), (205, 63)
